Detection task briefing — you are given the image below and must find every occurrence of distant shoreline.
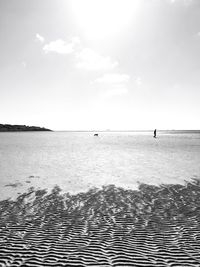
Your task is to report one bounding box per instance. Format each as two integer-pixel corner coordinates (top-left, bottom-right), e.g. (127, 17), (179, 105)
(0, 124), (52, 132)
(0, 125), (199, 133)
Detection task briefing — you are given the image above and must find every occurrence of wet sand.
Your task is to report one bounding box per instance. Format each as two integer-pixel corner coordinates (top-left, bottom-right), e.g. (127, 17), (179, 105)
(0, 180), (200, 266)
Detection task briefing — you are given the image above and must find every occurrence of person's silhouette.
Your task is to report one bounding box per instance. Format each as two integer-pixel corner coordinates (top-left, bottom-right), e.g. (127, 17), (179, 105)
(154, 129), (157, 138)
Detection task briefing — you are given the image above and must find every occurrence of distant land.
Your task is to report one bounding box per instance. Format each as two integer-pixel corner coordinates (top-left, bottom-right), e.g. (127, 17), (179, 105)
(0, 124), (52, 132)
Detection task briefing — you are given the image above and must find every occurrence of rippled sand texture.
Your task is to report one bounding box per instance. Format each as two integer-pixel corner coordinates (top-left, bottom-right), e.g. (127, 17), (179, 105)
(1, 180), (200, 267)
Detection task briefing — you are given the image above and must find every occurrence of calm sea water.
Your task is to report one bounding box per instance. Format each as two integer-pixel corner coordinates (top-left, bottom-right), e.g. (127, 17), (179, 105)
(0, 131), (200, 200)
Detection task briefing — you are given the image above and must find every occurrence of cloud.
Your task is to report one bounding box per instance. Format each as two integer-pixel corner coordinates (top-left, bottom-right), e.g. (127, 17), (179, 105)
(40, 36), (120, 74)
(93, 73), (130, 99)
(40, 37), (119, 72)
(36, 33), (45, 43)
(43, 39), (73, 54)
(102, 86), (128, 98)
(135, 77), (142, 86)
(94, 73), (130, 84)
(43, 38), (80, 54)
(76, 48), (118, 70)
(22, 61), (27, 68)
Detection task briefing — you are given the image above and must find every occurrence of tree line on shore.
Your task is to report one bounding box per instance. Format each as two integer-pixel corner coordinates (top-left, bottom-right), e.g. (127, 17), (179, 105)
(0, 124), (52, 132)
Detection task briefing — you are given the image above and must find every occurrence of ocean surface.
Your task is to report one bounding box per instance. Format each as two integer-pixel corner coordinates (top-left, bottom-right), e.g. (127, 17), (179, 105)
(0, 131), (200, 200)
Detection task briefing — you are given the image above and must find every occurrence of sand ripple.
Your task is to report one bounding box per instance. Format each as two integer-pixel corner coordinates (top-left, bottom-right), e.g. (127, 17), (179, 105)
(1, 180), (200, 266)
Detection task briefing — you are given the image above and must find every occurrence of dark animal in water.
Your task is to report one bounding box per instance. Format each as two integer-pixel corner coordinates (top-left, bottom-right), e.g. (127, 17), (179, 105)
(94, 133), (98, 137)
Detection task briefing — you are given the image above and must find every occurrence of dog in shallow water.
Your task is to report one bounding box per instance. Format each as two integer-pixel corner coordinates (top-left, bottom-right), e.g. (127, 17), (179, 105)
(94, 133), (98, 137)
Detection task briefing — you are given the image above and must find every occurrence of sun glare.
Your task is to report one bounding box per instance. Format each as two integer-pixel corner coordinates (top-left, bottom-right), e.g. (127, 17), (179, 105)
(69, 0), (140, 40)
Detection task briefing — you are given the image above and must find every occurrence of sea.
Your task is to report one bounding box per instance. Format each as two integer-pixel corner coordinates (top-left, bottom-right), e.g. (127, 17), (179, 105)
(0, 131), (200, 200)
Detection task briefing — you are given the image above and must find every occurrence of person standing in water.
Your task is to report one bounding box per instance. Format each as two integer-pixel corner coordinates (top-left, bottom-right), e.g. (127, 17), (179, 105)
(154, 129), (157, 138)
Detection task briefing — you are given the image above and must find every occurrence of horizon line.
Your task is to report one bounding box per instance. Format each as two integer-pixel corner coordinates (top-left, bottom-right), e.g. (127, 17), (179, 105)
(52, 129), (200, 132)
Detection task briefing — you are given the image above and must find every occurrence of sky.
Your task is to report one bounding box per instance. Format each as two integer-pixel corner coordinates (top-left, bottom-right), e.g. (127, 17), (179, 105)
(0, 0), (200, 131)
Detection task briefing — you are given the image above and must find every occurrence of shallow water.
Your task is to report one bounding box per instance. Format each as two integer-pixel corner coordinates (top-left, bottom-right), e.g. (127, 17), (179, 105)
(0, 131), (200, 200)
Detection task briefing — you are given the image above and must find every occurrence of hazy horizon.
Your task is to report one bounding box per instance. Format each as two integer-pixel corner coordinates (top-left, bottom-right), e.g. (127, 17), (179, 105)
(1, 125), (200, 132)
(1, 0), (200, 130)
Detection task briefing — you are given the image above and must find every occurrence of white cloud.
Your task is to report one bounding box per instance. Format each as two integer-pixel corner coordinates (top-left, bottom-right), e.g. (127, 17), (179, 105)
(94, 73), (130, 84)
(36, 33), (45, 43)
(40, 37), (119, 72)
(43, 38), (79, 54)
(103, 87), (128, 98)
(135, 77), (142, 86)
(76, 48), (118, 70)
(71, 36), (81, 44)
(93, 73), (130, 99)
(22, 61), (27, 68)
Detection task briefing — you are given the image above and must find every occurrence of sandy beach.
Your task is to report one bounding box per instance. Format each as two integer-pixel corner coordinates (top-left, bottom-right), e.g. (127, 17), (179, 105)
(1, 0), (200, 265)
(1, 179), (200, 266)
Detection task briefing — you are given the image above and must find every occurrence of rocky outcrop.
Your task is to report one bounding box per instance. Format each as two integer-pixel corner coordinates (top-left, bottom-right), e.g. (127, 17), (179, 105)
(0, 124), (52, 132)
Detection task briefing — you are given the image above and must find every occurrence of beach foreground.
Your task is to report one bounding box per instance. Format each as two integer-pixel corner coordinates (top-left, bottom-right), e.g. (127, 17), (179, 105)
(1, 180), (200, 266)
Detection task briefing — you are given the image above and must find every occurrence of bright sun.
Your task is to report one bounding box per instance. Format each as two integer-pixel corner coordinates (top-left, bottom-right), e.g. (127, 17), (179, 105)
(69, 0), (140, 40)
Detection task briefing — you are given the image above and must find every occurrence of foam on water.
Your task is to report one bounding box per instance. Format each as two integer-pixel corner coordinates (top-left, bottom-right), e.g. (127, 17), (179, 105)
(0, 131), (199, 200)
